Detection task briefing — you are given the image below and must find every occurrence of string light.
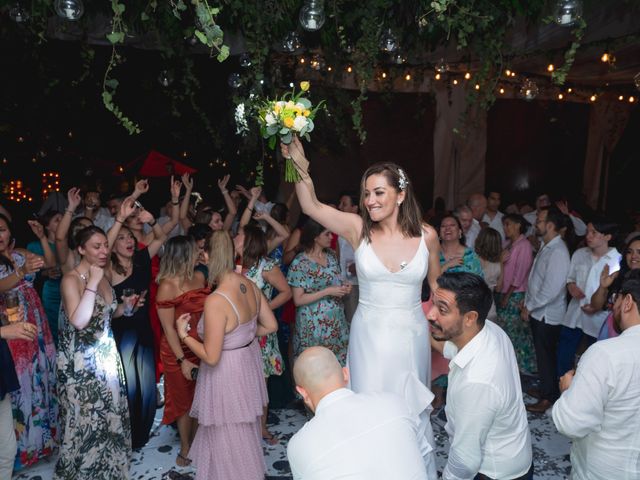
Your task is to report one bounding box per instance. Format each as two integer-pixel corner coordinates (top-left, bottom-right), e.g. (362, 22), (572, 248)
(601, 52), (610, 63)
(547, 64), (555, 72)
(510, 71), (516, 77)
(453, 79), (459, 85)
(405, 74), (411, 81)
(630, 96), (636, 103)
(381, 72), (387, 79)
(300, 57), (305, 64)
(567, 88), (573, 93)
(499, 88), (505, 94)
(505, 69), (511, 76)
(619, 95), (624, 101)
(558, 93), (564, 99)
(474, 83), (480, 90)
(590, 95), (597, 102)
(464, 72), (471, 80)
(327, 66), (332, 72)
(435, 73), (441, 80)
(347, 66), (352, 73)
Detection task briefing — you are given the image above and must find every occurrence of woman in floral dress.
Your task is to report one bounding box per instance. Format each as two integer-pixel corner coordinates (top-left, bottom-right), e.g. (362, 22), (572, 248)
(0, 213), (58, 471)
(235, 223), (291, 443)
(55, 226), (131, 479)
(286, 219), (350, 365)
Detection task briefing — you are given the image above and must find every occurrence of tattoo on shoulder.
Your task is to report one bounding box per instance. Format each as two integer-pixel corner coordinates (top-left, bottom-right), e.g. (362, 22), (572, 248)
(240, 283), (247, 294)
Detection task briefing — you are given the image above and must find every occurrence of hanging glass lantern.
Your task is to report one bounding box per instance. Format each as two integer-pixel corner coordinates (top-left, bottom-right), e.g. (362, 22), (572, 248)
(519, 78), (539, 101)
(282, 32), (302, 53)
(239, 53), (252, 68)
(299, 0), (326, 32)
(435, 58), (450, 74)
(380, 28), (399, 53)
(634, 72), (640, 91)
(393, 52), (407, 65)
(158, 70), (174, 87)
(54, 0), (84, 21)
(9, 3), (29, 23)
(309, 54), (325, 71)
(343, 42), (354, 54)
(554, 0), (583, 27)
(228, 73), (243, 89)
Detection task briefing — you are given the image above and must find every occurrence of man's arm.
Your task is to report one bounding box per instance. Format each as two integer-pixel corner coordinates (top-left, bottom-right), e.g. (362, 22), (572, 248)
(551, 346), (608, 439)
(442, 383), (500, 480)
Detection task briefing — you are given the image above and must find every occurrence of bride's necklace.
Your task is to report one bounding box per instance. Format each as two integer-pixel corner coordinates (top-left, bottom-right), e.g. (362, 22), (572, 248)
(74, 267), (88, 283)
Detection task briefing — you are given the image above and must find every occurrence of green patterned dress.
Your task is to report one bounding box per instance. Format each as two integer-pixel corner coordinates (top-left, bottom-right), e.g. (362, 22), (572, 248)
(245, 257), (284, 377)
(54, 288), (131, 479)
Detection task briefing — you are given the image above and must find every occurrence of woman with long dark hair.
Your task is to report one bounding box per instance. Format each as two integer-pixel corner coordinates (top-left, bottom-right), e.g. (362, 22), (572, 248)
(282, 137), (440, 475)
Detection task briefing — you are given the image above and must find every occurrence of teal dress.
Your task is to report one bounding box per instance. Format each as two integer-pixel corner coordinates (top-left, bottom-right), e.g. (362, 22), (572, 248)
(287, 251), (349, 365)
(26, 241), (61, 346)
(439, 248), (484, 277)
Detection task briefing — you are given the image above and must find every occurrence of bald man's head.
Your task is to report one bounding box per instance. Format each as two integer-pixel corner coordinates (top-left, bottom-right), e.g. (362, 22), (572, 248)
(293, 347), (348, 410)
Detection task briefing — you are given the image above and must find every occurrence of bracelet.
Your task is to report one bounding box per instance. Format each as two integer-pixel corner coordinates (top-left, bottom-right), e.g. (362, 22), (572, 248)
(65, 209), (74, 215)
(171, 200), (180, 205)
(85, 288), (97, 294)
(176, 356), (185, 364)
(115, 218), (124, 224)
(220, 190), (228, 195)
(148, 219), (157, 227)
(180, 334), (190, 342)
(246, 206), (254, 211)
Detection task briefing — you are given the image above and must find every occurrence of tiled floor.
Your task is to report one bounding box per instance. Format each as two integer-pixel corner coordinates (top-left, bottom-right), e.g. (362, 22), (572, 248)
(14, 391), (570, 479)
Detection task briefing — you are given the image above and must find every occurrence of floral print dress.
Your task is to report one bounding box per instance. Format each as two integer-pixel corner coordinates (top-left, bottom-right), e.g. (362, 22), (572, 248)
(287, 251), (349, 365)
(0, 252), (58, 470)
(245, 257), (284, 377)
(55, 287), (131, 479)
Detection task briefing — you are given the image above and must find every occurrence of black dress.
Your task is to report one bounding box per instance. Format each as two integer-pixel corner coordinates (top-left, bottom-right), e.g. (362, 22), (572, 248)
(112, 247), (157, 449)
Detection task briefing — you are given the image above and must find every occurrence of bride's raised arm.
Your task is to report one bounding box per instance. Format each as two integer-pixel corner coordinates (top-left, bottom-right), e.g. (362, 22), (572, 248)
(282, 136), (362, 248)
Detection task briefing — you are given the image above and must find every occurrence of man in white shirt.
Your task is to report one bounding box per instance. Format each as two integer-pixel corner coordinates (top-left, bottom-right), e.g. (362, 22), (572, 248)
(523, 207), (570, 413)
(337, 192), (359, 322)
(552, 270), (640, 480)
(523, 193), (587, 238)
(482, 191), (505, 240)
(455, 205), (480, 249)
(559, 220), (619, 377)
(428, 271), (532, 480)
(287, 346), (433, 480)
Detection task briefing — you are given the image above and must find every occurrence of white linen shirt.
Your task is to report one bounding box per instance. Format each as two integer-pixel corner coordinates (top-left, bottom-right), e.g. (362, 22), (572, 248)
(442, 320), (532, 480)
(524, 235), (570, 325)
(287, 388), (430, 480)
(465, 219), (481, 249)
(562, 247), (597, 329)
(482, 211), (505, 240)
(580, 248), (620, 337)
(552, 324), (640, 479)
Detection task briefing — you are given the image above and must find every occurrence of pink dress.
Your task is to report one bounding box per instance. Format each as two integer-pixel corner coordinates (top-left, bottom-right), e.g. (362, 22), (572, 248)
(189, 291), (267, 480)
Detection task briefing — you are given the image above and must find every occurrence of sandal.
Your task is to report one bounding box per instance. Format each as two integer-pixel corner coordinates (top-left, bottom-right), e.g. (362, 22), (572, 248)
(176, 452), (192, 467)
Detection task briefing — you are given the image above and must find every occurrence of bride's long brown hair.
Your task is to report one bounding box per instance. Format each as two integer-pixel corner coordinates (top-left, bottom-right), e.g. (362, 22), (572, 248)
(359, 163), (423, 242)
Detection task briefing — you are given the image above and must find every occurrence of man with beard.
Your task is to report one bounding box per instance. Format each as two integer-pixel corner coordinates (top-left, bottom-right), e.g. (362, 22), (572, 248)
(428, 272), (532, 480)
(552, 270), (640, 480)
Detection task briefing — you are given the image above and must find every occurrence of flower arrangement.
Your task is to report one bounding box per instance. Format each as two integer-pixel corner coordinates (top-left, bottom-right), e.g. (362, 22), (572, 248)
(256, 81), (324, 182)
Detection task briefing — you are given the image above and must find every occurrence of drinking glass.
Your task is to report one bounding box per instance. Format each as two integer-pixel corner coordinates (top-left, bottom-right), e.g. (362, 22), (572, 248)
(122, 288), (136, 317)
(4, 291), (21, 323)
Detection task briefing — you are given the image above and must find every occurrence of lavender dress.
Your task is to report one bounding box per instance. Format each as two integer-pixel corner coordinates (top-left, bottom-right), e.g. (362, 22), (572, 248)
(189, 291), (267, 480)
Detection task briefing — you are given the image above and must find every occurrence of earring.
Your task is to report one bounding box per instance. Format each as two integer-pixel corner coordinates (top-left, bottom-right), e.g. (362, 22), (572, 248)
(397, 201), (402, 206)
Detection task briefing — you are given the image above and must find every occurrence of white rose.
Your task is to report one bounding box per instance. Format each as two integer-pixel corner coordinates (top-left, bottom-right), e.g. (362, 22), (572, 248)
(265, 113), (277, 126)
(293, 115), (308, 132)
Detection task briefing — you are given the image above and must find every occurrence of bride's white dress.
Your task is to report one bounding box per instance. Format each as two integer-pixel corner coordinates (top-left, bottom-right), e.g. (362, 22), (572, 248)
(348, 232), (436, 477)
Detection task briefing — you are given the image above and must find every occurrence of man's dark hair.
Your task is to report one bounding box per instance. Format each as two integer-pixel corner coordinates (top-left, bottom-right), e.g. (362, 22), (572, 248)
(436, 272), (493, 327)
(590, 217), (618, 239)
(540, 206), (567, 233)
(619, 269), (640, 308)
(338, 191), (359, 210)
(188, 223), (213, 242)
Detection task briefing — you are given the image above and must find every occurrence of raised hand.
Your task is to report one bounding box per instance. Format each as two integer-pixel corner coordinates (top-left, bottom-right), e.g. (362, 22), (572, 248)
(181, 173), (193, 190)
(599, 264), (619, 289)
(250, 186), (262, 199)
(27, 220), (46, 239)
(67, 187), (82, 211)
(555, 200), (570, 216)
(170, 175), (182, 200)
(252, 210), (268, 221)
(134, 179), (149, 196)
(24, 252), (45, 274)
(138, 209), (155, 225)
(282, 136), (310, 178)
(119, 196), (137, 220)
(218, 174), (231, 193)
(235, 184), (251, 199)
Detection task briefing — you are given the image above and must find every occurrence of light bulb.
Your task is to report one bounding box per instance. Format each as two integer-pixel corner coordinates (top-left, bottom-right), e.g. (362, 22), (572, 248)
(54, 0), (85, 21)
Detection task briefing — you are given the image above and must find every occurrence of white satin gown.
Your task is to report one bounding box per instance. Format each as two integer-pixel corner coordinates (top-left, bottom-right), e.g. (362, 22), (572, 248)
(347, 232), (436, 477)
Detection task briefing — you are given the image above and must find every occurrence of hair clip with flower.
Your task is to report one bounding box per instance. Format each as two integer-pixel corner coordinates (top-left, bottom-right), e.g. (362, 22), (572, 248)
(398, 168), (409, 191)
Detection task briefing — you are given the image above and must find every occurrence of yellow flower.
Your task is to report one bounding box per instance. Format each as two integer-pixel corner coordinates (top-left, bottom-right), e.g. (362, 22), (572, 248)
(286, 100), (295, 109)
(300, 81), (310, 91)
(274, 104), (282, 114)
(303, 109), (311, 117)
(284, 117), (294, 128)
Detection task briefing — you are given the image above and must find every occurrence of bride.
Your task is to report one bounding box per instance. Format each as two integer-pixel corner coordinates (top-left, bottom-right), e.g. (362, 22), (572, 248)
(282, 138), (440, 476)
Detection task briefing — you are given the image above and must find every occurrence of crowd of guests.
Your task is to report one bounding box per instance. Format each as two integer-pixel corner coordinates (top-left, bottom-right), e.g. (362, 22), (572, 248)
(0, 170), (639, 480)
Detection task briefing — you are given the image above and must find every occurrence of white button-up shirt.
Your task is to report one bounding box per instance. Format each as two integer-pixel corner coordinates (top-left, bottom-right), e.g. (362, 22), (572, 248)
(525, 235), (570, 325)
(465, 219), (481, 249)
(287, 388), (431, 480)
(580, 248), (620, 337)
(552, 324), (640, 479)
(563, 247), (598, 329)
(482, 211), (505, 240)
(442, 321), (532, 480)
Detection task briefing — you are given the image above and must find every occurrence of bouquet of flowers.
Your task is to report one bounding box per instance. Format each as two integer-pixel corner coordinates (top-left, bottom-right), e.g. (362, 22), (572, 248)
(256, 81), (324, 182)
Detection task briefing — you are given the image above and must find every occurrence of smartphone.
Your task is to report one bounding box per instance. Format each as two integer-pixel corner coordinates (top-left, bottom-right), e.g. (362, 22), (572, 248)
(606, 254), (622, 275)
(133, 289), (148, 309)
(190, 367), (199, 380)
